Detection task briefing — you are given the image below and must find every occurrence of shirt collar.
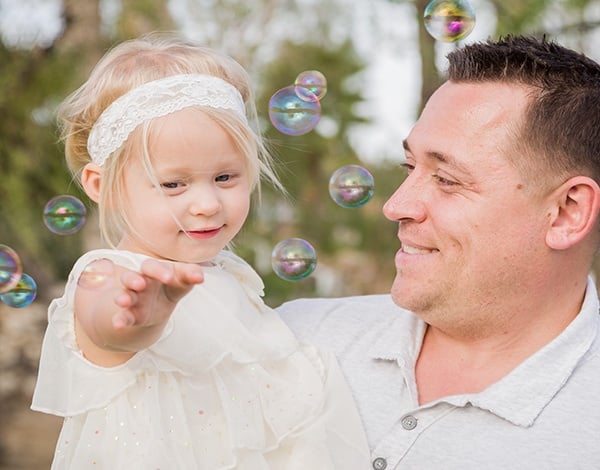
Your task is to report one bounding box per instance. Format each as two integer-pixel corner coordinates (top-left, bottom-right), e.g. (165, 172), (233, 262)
(468, 276), (600, 427)
(368, 307), (425, 365)
(369, 277), (600, 427)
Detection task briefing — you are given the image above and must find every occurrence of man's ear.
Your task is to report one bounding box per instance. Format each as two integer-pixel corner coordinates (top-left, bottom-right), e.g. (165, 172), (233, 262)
(81, 163), (102, 203)
(546, 176), (600, 250)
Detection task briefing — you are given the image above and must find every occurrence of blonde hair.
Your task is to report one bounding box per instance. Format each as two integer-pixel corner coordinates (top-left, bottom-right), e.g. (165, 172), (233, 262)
(58, 32), (280, 247)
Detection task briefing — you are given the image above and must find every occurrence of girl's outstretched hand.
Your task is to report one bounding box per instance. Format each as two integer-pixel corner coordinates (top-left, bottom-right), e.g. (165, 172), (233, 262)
(74, 259), (204, 365)
(111, 259), (204, 330)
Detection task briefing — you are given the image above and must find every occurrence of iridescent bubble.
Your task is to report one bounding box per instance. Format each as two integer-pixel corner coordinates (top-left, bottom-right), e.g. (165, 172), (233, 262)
(0, 245), (22, 294)
(294, 70), (327, 102)
(424, 0), (476, 43)
(329, 165), (375, 208)
(271, 238), (317, 281)
(78, 258), (115, 291)
(43, 195), (87, 235)
(269, 86), (321, 136)
(0, 273), (37, 308)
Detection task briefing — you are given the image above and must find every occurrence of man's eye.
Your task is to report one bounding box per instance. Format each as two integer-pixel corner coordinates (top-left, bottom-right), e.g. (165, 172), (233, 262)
(400, 163), (414, 174)
(432, 174), (458, 186)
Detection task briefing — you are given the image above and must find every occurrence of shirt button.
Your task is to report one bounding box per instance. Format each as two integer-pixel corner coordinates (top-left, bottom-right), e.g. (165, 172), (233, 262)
(401, 414), (418, 430)
(372, 457), (387, 470)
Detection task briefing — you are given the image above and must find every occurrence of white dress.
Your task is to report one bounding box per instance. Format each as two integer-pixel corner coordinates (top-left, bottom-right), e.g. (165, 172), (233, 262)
(31, 249), (370, 469)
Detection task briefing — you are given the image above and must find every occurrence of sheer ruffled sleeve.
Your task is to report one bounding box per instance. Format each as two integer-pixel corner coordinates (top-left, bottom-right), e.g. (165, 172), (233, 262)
(31, 249), (174, 416)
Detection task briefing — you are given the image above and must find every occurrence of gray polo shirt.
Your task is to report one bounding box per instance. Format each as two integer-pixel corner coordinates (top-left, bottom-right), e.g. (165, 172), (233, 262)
(277, 277), (600, 469)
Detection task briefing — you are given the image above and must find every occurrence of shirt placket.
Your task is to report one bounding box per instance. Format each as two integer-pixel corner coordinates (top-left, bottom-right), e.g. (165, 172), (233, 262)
(369, 403), (456, 469)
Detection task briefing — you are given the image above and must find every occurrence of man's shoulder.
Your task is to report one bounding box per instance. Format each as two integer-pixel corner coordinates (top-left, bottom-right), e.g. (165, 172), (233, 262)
(277, 294), (400, 325)
(277, 294), (411, 348)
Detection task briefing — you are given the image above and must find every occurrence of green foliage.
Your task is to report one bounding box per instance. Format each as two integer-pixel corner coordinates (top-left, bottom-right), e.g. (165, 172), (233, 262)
(0, 42), (89, 296)
(2, 0), (599, 307)
(234, 40), (400, 305)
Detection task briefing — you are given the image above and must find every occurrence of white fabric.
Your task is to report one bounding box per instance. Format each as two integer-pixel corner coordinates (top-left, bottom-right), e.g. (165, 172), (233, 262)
(278, 278), (600, 469)
(87, 74), (247, 166)
(32, 249), (370, 469)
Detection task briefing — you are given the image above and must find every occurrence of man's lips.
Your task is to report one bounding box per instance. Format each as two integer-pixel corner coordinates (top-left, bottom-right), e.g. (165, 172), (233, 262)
(395, 240), (439, 265)
(400, 243), (438, 254)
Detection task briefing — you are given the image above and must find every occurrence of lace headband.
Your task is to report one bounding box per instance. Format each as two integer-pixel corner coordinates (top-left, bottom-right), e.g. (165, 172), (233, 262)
(87, 74), (247, 165)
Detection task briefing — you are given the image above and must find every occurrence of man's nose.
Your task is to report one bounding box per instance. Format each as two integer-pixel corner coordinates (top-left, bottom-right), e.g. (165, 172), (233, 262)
(382, 174), (427, 223)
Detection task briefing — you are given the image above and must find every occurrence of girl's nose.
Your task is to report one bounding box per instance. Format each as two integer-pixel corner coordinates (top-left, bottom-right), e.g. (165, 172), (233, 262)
(188, 187), (222, 216)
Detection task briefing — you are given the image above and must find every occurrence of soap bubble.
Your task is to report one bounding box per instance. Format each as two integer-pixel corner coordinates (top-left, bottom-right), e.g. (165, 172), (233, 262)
(271, 238), (317, 281)
(78, 258), (115, 291)
(294, 70), (327, 102)
(0, 245), (22, 294)
(43, 195), (87, 235)
(329, 165), (375, 208)
(269, 86), (321, 136)
(424, 0), (476, 43)
(0, 273), (37, 308)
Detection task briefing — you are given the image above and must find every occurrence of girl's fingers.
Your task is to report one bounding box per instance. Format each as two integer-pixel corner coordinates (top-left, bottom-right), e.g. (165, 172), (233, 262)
(140, 259), (204, 287)
(114, 289), (138, 309)
(174, 263), (204, 285)
(112, 311), (135, 330)
(120, 270), (147, 292)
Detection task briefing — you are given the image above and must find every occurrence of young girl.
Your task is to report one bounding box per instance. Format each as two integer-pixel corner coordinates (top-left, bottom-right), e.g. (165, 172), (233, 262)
(31, 34), (369, 469)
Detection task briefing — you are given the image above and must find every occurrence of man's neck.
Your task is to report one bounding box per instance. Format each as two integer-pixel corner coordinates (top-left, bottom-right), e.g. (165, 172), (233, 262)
(414, 284), (586, 405)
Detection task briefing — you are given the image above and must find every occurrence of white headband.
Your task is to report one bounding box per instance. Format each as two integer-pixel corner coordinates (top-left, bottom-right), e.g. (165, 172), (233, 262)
(87, 74), (247, 165)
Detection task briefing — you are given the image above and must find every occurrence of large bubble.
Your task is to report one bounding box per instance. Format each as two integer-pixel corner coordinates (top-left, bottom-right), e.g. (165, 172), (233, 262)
(269, 86), (321, 136)
(329, 165), (375, 208)
(271, 238), (317, 281)
(43, 195), (87, 235)
(0, 272), (37, 308)
(0, 245), (22, 294)
(424, 0), (476, 43)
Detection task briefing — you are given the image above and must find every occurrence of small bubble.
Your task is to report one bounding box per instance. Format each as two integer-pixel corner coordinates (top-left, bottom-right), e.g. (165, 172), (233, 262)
(424, 0), (476, 43)
(294, 70), (327, 102)
(43, 195), (87, 235)
(329, 165), (375, 208)
(78, 259), (115, 291)
(0, 273), (37, 308)
(0, 245), (22, 294)
(271, 238), (317, 281)
(269, 86), (321, 136)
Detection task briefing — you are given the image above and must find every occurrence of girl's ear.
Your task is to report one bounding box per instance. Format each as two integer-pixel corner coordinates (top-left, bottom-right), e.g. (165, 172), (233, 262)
(546, 176), (600, 250)
(81, 163), (102, 203)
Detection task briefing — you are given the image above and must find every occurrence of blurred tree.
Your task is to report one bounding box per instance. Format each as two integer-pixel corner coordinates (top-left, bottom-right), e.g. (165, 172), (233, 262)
(116, 0), (174, 39)
(0, 0), (104, 298)
(235, 39), (399, 305)
(0, 0), (174, 301)
(1, 0), (600, 306)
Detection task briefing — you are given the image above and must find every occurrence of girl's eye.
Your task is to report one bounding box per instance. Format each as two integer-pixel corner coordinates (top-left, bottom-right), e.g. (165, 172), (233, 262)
(215, 174), (233, 183)
(161, 181), (182, 190)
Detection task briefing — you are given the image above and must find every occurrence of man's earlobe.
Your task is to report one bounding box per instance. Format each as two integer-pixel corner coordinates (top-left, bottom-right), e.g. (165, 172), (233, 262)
(546, 176), (600, 250)
(81, 163), (102, 203)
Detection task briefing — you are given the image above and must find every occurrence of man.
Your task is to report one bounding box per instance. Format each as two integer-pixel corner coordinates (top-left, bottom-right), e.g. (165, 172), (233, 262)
(278, 35), (600, 469)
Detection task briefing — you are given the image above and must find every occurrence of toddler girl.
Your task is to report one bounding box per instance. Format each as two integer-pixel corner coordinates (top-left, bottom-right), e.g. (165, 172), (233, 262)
(31, 33), (369, 469)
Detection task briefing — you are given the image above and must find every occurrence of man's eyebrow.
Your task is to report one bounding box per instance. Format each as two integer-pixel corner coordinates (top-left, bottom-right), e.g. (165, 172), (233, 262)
(402, 139), (473, 176)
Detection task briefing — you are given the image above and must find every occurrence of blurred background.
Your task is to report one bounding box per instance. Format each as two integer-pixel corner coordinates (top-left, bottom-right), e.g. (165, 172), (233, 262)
(1, 0), (600, 467)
